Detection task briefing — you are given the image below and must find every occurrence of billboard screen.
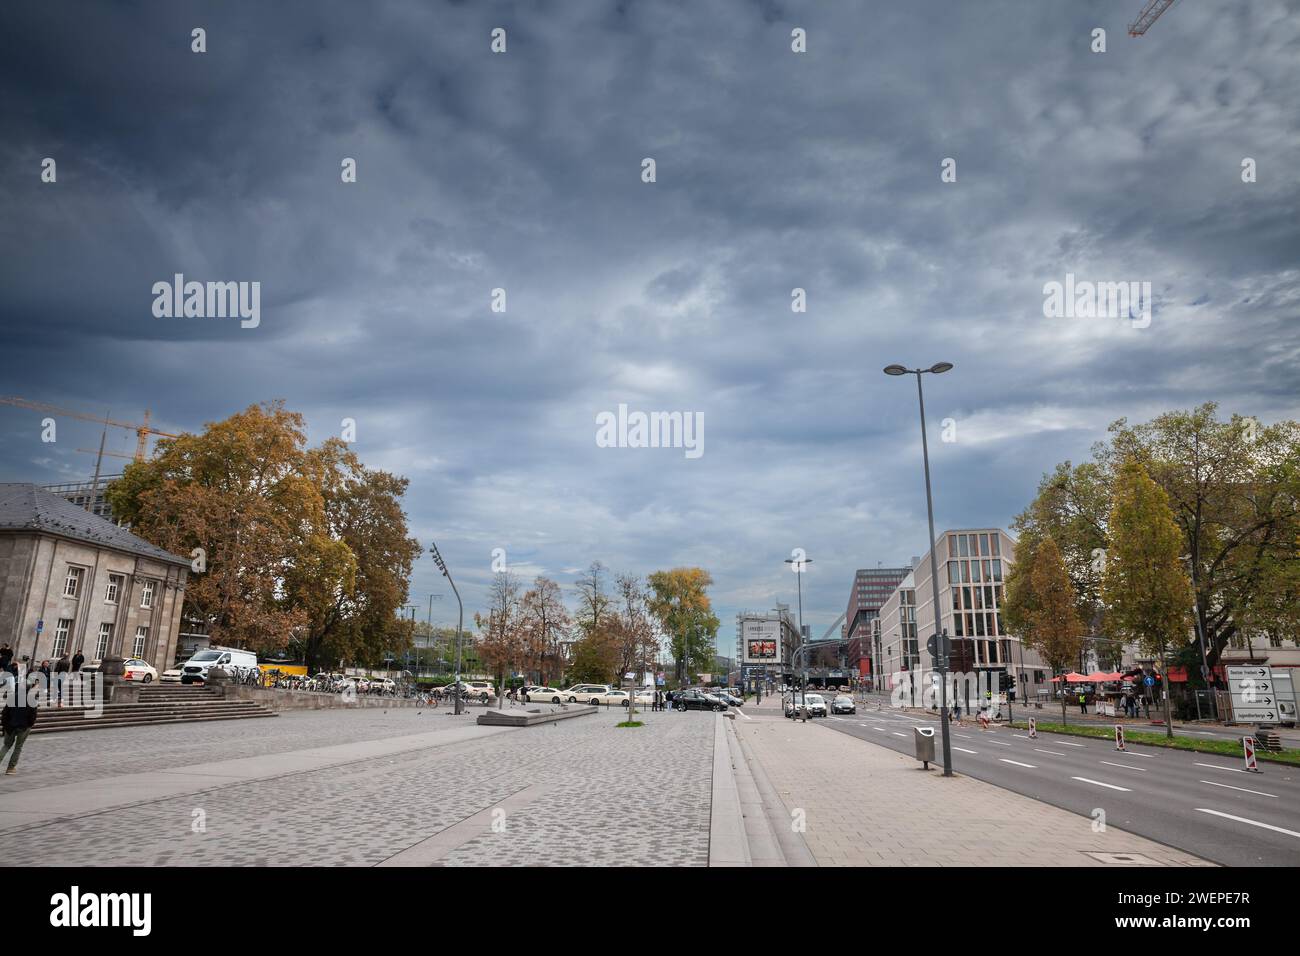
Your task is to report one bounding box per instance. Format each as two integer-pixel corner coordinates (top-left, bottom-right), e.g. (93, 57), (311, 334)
(747, 639), (777, 660)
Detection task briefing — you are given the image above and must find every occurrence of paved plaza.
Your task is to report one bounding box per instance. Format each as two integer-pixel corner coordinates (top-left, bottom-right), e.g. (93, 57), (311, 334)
(0, 706), (714, 867)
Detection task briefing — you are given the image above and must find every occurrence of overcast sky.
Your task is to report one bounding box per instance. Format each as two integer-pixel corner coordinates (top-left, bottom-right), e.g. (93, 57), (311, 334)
(2, 0), (1298, 656)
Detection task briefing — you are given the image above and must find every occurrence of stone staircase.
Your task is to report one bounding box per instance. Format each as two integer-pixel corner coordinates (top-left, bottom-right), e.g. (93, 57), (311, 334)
(32, 684), (277, 735)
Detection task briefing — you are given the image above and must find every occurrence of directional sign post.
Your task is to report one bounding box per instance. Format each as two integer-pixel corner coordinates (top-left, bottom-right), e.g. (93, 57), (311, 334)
(1115, 724), (1126, 751)
(1243, 736), (1259, 773)
(1227, 665), (1278, 724)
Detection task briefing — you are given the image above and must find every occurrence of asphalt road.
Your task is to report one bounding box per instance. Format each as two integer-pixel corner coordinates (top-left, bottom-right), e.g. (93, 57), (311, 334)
(755, 695), (1300, 867)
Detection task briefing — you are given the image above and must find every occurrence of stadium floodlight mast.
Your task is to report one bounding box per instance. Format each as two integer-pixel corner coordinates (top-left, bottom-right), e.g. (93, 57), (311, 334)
(429, 540), (464, 716)
(883, 361), (955, 777)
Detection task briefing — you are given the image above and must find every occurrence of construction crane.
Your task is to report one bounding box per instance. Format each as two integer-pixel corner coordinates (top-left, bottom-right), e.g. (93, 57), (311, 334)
(0, 397), (178, 461)
(1129, 0), (1179, 36)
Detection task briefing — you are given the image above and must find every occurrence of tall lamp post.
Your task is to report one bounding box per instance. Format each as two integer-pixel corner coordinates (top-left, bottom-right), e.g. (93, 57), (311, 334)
(884, 361), (955, 778)
(784, 554), (812, 712)
(429, 540), (464, 715)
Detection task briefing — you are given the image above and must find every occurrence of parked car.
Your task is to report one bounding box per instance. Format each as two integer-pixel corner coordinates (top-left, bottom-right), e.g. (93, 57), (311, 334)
(180, 647), (258, 684)
(121, 659), (159, 683)
(675, 689), (727, 712)
(160, 668), (183, 683)
(831, 694), (856, 714)
(526, 686), (566, 704)
(715, 691), (744, 707)
(563, 683), (616, 705)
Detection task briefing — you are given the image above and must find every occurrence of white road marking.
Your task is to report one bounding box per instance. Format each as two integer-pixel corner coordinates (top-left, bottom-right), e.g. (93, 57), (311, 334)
(954, 733), (974, 739)
(891, 732), (908, 737)
(1099, 760), (1147, 772)
(1012, 734), (1030, 739)
(1113, 750), (1155, 758)
(737, 709), (753, 720)
(1196, 808), (1300, 839)
(984, 739), (1012, 747)
(1199, 780), (1277, 799)
(1054, 741), (1086, 748)
(1195, 762), (1250, 774)
(873, 727), (888, 732)
(1034, 748), (1068, 756)
(999, 758), (1037, 768)
(953, 746), (978, 754)
(1071, 776), (1132, 792)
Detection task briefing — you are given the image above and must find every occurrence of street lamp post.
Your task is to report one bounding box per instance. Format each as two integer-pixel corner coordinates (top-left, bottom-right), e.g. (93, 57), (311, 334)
(885, 361), (955, 777)
(429, 541), (464, 716)
(785, 555), (813, 713)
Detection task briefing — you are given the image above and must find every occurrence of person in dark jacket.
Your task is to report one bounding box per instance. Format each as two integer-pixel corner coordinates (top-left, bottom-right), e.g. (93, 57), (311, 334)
(0, 644), (11, 670)
(71, 650), (84, 672)
(53, 654), (70, 707)
(0, 674), (38, 774)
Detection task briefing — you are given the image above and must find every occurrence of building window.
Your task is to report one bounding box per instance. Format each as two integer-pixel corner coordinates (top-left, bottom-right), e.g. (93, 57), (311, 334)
(95, 622), (113, 659)
(133, 626), (148, 658)
(992, 559), (1002, 581)
(140, 581), (156, 609)
(105, 573), (124, 604)
(979, 533), (990, 556)
(63, 567), (83, 598)
(53, 619), (73, 657)
(958, 535), (969, 558)
(991, 534), (1001, 556)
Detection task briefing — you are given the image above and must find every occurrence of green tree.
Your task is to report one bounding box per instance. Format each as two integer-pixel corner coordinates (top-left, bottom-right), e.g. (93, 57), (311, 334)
(1003, 536), (1086, 725)
(647, 568), (719, 684)
(1102, 460), (1194, 738)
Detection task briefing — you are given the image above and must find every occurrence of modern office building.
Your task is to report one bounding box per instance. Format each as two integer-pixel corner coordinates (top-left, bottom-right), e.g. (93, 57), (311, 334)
(876, 528), (1051, 701)
(843, 565), (911, 679)
(0, 482), (190, 670)
(43, 475), (122, 523)
(736, 606), (800, 690)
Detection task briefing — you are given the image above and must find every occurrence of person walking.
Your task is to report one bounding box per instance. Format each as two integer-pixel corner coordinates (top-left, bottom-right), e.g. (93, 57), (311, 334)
(1078, 691), (1087, 715)
(0, 672), (38, 774)
(53, 654), (70, 708)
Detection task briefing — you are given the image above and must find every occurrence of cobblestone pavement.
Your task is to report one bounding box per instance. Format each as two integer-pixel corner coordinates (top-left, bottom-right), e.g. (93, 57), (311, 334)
(735, 716), (1212, 866)
(0, 707), (715, 866)
(6, 707), (476, 792)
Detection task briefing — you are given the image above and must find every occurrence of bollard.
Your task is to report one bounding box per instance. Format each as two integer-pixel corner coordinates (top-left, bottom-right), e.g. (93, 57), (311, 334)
(1028, 716), (1037, 739)
(1115, 724), (1125, 751)
(1243, 736), (1260, 773)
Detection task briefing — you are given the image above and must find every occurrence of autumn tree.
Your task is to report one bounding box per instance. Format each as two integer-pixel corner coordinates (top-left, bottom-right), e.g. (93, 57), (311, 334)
(1003, 536), (1086, 725)
(611, 573), (660, 683)
(1102, 460), (1194, 737)
(475, 571), (522, 696)
(647, 568), (719, 685)
(518, 577), (570, 685)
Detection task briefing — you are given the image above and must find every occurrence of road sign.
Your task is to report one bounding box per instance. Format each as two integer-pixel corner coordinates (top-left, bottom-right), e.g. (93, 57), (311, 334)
(1115, 724), (1125, 751)
(1144, 676), (1154, 686)
(1242, 736), (1259, 773)
(1228, 665), (1277, 723)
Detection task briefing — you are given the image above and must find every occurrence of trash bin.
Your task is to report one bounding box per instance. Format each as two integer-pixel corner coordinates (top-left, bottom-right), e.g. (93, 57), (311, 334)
(914, 726), (936, 769)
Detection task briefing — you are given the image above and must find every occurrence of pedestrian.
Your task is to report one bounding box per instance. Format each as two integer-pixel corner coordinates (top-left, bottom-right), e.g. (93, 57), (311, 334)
(0, 644), (11, 670)
(0, 672), (38, 774)
(71, 650), (84, 672)
(53, 654), (69, 708)
(1079, 692), (1087, 715)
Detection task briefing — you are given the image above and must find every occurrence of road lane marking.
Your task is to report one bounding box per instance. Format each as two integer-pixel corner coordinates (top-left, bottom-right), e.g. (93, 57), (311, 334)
(954, 733), (973, 739)
(1113, 750), (1155, 758)
(984, 739), (1012, 747)
(1196, 808), (1300, 839)
(891, 732), (908, 737)
(953, 747), (978, 754)
(1199, 780), (1277, 799)
(1054, 741), (1086, 747)
(1012, 734), (1030, 739)
(1071, 777), (1132, 792)
(1195, 762), (1249, 774)
(1034, 749), (1068, 756)
(738, 710), (753, 720)
(873, 727), (888, 732)
(1099, 760), (1147, 772)
(999, 758), (1037, 768)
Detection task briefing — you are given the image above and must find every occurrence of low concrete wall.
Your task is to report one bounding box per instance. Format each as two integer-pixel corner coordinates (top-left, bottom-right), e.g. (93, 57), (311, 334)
(220, 685), (422, 712)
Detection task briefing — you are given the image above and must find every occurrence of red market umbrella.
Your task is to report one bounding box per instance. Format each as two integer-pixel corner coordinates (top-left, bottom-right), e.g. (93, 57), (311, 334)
(1050, 672), (1090, 683)
(1086, 671), (1124, 682)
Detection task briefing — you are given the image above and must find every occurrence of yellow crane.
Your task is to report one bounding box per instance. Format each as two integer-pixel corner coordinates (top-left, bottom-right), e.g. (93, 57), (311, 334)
(0, 397), (178, 462)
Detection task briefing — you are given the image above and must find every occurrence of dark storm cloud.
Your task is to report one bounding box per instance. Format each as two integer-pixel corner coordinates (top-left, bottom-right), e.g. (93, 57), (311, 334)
(1, 0), (1297, 649)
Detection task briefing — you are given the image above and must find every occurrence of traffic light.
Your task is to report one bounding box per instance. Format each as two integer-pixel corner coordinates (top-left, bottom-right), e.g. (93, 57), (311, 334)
(998, 671), (1013, 692)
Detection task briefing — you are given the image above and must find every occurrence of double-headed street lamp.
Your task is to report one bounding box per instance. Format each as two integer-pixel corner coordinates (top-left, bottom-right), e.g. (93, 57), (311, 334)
(884, 361), (955, 777)
(429, 540), (464, 716)
(784, 554), (812, 711)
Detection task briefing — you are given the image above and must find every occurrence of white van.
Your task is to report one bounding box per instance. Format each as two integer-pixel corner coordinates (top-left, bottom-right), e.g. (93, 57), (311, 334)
(180, 646), (258, 684)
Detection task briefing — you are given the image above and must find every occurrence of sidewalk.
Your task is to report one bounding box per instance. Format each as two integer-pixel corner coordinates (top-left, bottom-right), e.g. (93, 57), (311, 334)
(732, 719), (1212, 867)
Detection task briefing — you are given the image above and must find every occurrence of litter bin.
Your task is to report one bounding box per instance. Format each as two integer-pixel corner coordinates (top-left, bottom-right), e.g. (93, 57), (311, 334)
(914, 726), (936, 769)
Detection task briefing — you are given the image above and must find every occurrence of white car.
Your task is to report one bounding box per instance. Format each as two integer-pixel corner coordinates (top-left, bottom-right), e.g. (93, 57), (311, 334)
(563, 683), (617, 705)
(160, 668), (183, 683)
(122, 659), (159, 683)
(526, 686), (566, 704)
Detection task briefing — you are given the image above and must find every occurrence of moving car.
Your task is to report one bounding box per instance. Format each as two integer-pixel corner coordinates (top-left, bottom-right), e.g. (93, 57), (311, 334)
(122, 659), (158, 683)
(785, 693), (828, 718)
(831, 694), (855, 714)
(714, 691), (744, 707)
